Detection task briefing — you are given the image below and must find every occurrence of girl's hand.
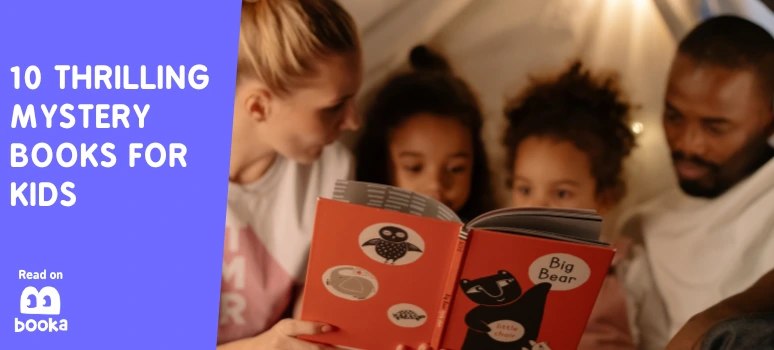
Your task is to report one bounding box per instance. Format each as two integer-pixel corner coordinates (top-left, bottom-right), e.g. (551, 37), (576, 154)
(251, 319), (340, 350)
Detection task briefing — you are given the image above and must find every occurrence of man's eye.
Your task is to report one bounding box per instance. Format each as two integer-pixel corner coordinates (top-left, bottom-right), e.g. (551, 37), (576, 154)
(664, 112), (683, 123)
(704, 123), (729, 136)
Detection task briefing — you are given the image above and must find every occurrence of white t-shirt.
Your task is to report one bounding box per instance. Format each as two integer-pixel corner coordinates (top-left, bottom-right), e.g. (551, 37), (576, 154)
(622, 157), (774, 347)
(217, 142), (353, 345)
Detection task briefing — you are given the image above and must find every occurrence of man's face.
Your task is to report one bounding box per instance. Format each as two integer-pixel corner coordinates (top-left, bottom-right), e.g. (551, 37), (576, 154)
(663, 54), (774, 198)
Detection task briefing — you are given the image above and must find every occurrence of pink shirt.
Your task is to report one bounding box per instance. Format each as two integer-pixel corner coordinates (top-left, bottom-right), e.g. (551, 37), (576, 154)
(217, 143), (353, 345)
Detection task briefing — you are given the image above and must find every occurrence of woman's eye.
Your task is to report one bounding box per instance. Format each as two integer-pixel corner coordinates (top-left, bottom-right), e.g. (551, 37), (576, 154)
(322, 103), (346, 120)
(326, 102), (345, 113)
(516, 186), (530, 196)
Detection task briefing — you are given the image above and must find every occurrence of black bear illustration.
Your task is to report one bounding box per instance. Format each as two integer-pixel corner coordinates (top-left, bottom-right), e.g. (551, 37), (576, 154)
(459, 270), (552, 350)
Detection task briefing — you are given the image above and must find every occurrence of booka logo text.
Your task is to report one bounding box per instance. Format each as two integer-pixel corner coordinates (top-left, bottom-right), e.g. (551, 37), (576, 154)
(15, 286), (68, 332)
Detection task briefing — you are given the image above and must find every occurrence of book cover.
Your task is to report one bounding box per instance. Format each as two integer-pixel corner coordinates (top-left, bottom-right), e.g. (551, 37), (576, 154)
(439, 229), (614, 350)
(300, 180), (615, 350)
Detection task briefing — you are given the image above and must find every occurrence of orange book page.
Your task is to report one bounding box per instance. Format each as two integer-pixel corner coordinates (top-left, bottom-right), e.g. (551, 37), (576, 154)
(300, 198), (463, 350)
(440, 228), (615, 350)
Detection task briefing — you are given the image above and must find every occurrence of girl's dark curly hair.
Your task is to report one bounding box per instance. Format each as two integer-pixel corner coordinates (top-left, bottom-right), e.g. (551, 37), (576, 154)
(503, 60), (637, 204)
(354, 45), (497, 221)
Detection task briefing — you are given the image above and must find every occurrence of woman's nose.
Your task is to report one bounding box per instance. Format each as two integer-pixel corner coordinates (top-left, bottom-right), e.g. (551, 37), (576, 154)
(340, 102), (361, 131)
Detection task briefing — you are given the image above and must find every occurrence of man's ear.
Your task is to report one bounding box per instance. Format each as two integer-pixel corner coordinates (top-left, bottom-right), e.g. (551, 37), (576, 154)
(244, 87), (272, 123)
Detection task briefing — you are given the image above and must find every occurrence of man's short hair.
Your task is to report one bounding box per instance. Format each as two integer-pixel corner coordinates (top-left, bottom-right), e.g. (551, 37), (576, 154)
(678, 15), (774, 99)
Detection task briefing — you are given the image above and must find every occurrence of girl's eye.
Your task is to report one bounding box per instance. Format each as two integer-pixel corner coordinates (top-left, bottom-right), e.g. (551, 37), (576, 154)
(556, 189), (573, 199)
(516, 186), (530, 196)
(403, 165), (422, 173)
(448, 166), (467, 174)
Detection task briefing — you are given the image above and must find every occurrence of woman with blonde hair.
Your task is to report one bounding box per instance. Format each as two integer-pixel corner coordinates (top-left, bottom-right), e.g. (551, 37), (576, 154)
(219, 1), (359, 349)
(220, 1), (434, 349)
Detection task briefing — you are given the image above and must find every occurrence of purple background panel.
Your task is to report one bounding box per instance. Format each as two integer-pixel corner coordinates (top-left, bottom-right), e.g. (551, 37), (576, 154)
(0, 1), (239, 348)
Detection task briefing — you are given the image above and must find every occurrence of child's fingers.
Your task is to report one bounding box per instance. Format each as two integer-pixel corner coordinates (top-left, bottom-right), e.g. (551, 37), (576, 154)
(275, 319), (334, 337)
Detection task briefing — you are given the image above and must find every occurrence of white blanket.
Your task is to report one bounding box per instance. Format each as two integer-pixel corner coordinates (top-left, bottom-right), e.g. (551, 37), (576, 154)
(622, 156), (774, 347)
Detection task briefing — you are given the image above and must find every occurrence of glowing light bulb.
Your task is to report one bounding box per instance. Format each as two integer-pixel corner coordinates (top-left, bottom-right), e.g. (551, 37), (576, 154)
(631, 122), (644, 134)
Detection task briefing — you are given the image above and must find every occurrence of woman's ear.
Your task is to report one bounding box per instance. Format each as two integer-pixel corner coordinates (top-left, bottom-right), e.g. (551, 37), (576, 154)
(243, 87), (272, 123)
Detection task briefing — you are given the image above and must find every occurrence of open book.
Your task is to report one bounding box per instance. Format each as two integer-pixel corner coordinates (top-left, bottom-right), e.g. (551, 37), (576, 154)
(299, 180), (615, 350)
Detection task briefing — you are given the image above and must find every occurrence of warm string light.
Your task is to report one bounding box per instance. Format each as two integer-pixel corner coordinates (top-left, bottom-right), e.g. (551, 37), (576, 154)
(631, 121), (644, 135)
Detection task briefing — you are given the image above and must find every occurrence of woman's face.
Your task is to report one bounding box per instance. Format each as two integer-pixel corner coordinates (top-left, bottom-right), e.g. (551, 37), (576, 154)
(236, 51), (363, 164)
(510, 136), (606, 213)
(389, 113), (474, 211)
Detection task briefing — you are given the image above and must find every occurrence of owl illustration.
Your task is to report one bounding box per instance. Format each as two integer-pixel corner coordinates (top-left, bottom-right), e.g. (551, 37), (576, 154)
(362, 226), (423, 264)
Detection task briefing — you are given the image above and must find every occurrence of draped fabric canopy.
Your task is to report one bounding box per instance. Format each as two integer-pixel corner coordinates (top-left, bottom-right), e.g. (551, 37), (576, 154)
(338, 0), (774, 237)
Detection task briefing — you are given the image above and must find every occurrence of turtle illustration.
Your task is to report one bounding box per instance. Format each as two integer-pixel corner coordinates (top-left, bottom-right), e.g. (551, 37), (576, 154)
(393, 310), (426, 321)
(362, 225), (423, 264)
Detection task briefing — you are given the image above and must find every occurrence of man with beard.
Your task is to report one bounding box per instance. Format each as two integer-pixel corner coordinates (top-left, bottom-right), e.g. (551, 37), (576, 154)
(621, 15), (774, 349)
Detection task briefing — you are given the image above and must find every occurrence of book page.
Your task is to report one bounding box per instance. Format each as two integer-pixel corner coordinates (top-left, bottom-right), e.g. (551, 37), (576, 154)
(473, 227), (610, 247)
(467, 207), (603, 242)
(333, 180), (462, 223)
(300, 198), (463, 350)
(440, 229), (615, 350)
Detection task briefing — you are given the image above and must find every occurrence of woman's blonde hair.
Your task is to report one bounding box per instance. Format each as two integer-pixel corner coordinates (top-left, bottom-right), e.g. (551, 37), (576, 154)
(238, 0), (360, 94)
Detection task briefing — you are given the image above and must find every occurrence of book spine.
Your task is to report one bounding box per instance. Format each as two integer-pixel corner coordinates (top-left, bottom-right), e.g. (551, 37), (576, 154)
(430, 228), (470, 349)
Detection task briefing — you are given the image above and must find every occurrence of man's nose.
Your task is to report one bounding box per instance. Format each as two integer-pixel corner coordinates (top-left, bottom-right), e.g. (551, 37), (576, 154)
(674, 125), (707, 158)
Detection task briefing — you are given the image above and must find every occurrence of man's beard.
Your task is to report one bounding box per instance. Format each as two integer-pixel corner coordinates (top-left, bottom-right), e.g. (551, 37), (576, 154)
(674, 136), (774, 199)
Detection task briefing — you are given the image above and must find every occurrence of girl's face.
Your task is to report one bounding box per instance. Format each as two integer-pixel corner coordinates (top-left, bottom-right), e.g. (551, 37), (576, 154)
(389, 113), (474, 212)
(236, 51), (363, 164)
(511, 136), (608, 213)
